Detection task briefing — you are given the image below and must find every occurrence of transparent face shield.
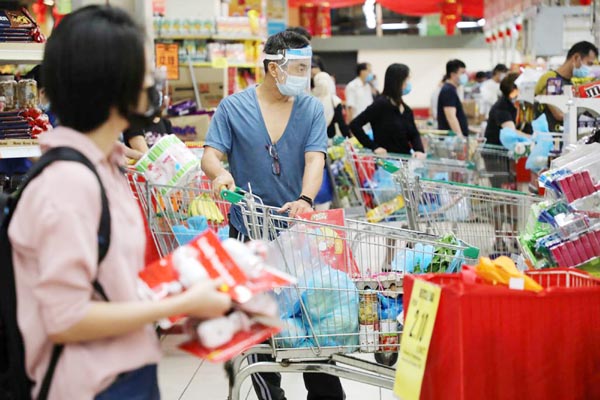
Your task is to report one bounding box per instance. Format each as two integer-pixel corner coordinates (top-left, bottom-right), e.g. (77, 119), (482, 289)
(264, 46), (312, 96)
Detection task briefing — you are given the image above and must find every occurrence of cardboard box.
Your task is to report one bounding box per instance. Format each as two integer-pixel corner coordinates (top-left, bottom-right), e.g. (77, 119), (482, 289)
(170, 114), (211, 142)
(462, 100), (479, 119)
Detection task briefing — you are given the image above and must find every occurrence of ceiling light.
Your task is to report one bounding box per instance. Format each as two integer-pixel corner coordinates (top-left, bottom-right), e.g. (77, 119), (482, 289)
(456, 21), (480, 29)
(381, 23), (410, 30)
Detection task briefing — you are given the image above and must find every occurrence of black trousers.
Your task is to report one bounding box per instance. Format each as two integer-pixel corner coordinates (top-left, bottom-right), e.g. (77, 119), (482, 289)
(229, 224), (345, 400)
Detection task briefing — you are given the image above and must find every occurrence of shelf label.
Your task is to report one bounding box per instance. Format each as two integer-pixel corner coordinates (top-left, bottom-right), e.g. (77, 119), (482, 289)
(211, 57), (229, 69)
(155, 42), (179, 80)
(394, 279), (441, 400)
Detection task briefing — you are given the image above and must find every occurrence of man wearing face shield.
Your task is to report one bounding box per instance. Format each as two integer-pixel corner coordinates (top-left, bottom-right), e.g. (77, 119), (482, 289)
(202, 30), (343, 400)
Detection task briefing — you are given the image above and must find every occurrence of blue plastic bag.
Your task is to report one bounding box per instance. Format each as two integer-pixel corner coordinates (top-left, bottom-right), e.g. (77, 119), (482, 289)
(378, 293), (403, 321)
(531, 113), (550, 133)
(276, 265), (359, 349)
(526, 132), (553, 172)
(391, 243), (435, 273)
(500, 127), (531, 151)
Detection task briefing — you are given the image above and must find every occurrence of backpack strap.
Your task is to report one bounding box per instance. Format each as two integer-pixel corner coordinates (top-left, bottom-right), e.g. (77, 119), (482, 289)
(15, 147), (112, 400)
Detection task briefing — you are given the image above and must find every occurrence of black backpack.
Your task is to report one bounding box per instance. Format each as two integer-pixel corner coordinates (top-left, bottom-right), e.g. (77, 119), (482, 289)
(0, 147), (111, 400)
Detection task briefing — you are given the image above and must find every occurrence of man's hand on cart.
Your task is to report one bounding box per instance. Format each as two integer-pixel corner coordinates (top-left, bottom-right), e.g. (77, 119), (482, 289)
(412, 151), (427, 160)
(280, 199), (313, 218)
(374, 147), (388, 156)
(213, 172), (236, 198)
(178, 279), (232, 319)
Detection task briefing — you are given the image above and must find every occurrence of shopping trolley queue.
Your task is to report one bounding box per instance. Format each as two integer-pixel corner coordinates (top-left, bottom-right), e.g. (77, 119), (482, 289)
(325, 139), (540, 256)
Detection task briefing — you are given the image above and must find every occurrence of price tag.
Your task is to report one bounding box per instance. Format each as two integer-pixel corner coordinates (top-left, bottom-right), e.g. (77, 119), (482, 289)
(394, 279), (441, 400)
(211, 57), (229, 69)
(155, 43), (179, 80)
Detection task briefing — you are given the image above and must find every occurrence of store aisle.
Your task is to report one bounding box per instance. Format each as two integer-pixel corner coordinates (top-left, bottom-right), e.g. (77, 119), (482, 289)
(158, 336), (396, 400)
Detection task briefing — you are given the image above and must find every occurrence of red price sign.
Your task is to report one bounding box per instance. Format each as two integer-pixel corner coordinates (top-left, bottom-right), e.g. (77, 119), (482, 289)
(155, 42), (179, 80)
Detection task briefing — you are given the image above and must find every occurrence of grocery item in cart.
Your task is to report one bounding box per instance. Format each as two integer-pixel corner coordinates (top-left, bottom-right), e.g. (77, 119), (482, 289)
(135, 134), (198, 192)
(473, 256), (542, 292)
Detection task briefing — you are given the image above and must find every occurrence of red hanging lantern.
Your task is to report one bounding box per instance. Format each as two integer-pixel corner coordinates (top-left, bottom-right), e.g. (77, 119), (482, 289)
(580, 0), (592, 5)
(440, 0), (462, 36)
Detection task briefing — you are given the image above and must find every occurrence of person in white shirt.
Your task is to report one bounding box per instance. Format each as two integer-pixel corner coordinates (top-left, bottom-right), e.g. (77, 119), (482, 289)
(345, 62), (376, 122)
(479, 64), (508, 120)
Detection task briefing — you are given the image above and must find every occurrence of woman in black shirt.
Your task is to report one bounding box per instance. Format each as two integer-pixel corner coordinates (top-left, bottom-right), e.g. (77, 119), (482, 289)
(350, 63), (425, 157)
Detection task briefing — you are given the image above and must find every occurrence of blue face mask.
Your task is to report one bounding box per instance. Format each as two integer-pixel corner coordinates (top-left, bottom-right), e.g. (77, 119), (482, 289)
(458, 73), (469, 86)
(276, 68), (309, 97)
(366, 73), (375, 82)
(402, 82), (412, 96)
(573, 64), (591, 78)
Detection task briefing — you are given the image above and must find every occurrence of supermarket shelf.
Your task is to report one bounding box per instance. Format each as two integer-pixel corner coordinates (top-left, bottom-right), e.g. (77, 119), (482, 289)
(190, 62), (258, 68)
(0, 140), (40, 159)
(0, 42), (44, 64)
(157, 35), (264, 42)
(534, 95), (600, 114)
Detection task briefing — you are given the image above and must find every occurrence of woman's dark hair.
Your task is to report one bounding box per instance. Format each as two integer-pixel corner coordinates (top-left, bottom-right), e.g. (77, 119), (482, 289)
(382, 63), (410, 105)
(263, 30), (310, 72)
(446, 59), (466, 76)
(311, 55), (326, 72)
(42, 5), (146, 133)
(356, 62), (369, 76)
(500, 72), (519, 98)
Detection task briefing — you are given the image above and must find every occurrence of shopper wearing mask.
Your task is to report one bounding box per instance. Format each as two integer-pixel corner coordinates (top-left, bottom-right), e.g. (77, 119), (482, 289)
(311, 55), (351, 138)
(350, 63), (425, 158)
(202, 31), (344, 400)
(438, 59), (470, 137)
(535, 41), (598, 132)
(345, 62), (376, 122)
(479, 63), (508, 119)
(9, 6), (231, 399)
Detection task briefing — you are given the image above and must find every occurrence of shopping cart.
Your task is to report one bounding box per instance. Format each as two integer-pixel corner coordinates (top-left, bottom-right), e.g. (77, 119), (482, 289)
(128, 171), (231, 257)
(477, 144), (518, 189)
(223, 190), (478, 400)
(398, 173), (541, 257)
(331, 142), (479, 223)
(423, 132), (482, 161)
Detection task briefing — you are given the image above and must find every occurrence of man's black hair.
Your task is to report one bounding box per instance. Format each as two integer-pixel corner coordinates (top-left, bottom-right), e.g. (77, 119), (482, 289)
(492, 64), (508, 75)
(446, 59), (466, 77)
(567, 41), (599, 60)
(285, 26), (312, 41)
(263, 30), (310, 72)
(356, 62), (369, 76)
(500, 72), (519, 98)
(475, 71), (487, 81)
(42, 5), (146, 133)
(382, 63), (410, 105)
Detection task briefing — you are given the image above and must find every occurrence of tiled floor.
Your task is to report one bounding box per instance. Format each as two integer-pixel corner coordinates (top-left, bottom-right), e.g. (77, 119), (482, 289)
(158, 336), (397, 400)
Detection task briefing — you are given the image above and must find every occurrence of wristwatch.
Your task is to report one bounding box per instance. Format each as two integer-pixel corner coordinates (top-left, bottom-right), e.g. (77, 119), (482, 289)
(297, 194), (314, 207)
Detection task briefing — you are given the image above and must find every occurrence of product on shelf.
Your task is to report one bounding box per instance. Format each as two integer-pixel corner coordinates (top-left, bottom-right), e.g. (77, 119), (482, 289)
(0, 8), (45, 42)
(16, 79), (37, 109)
(0, 108), (50, 140)
(0, 80), (15, 109)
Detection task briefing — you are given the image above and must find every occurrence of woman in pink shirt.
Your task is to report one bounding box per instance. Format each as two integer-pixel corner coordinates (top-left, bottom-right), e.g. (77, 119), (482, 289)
(9, 6), (231, 399)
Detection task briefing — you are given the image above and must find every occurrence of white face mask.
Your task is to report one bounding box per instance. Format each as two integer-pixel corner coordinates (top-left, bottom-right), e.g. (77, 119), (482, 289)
(276, 66), (309, 97)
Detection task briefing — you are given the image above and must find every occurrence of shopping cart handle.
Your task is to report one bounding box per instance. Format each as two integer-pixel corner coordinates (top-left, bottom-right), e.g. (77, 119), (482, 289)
(221, 187), (246, 204)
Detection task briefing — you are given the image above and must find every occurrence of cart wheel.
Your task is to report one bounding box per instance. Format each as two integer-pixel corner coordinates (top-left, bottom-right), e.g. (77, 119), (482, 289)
(374, 352), (398, 366)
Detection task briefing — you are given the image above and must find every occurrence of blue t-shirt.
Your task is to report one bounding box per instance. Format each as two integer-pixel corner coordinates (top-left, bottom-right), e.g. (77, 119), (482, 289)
(205, 86), (327, 234)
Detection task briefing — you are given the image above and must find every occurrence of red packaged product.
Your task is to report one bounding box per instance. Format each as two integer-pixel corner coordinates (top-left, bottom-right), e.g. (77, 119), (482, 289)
(566, 240), (583, 266)
(580, 170), (596, 196)
(551, 247), (565, 266)
(580, 234), (594, 261)
(577, 80), (600, 98)
(557, 177), (575, 202)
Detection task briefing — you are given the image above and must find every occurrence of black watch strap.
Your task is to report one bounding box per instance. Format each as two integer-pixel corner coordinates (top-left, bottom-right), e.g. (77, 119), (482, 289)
(297, 195), (314, 207)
